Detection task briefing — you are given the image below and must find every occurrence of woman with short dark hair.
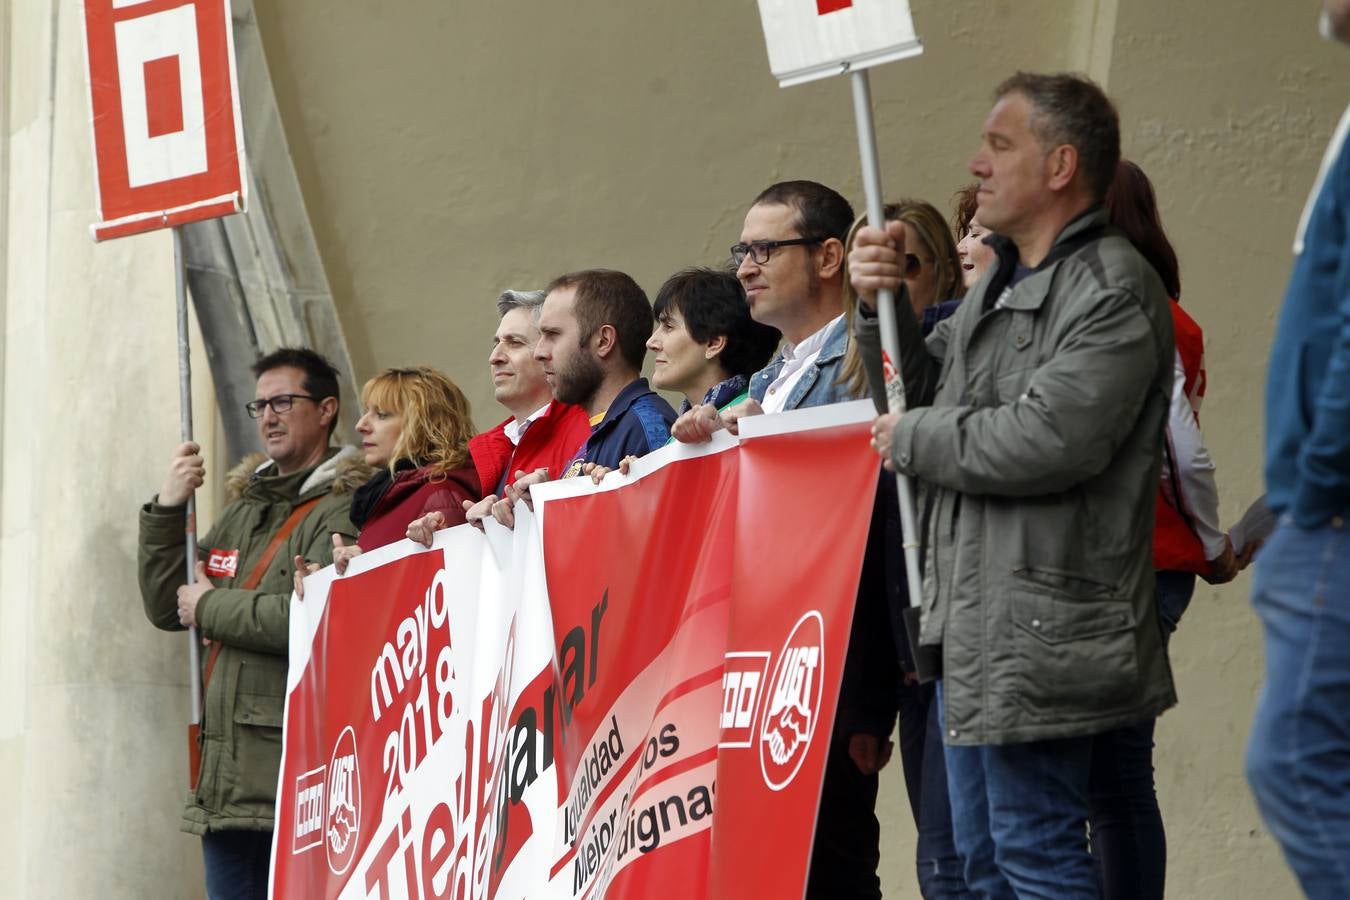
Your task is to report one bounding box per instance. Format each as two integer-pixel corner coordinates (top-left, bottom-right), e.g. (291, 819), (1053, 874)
(647, 266), (781, 412)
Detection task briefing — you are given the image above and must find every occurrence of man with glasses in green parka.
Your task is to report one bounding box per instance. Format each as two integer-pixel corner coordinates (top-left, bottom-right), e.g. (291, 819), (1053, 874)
(138, 347), (368, 900)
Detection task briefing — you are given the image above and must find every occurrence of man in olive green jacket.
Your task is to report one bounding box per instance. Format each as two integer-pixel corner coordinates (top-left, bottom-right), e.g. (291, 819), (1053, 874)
(139, 348), (365, 900)
(851, 74), (1176, 898)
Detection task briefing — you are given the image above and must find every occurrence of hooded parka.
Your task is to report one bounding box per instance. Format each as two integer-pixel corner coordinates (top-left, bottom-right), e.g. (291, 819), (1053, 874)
(138, 446), (369, 834)
(856, 209), (1178, 746)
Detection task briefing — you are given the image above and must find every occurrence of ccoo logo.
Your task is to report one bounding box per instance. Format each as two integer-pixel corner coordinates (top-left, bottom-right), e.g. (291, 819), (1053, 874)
(325, 725), (361, 875)
(758, 611), (825, 791)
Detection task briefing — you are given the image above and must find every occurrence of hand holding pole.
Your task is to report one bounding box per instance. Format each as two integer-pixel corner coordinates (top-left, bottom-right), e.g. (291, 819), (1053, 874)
(849, 70), (937, 679)
(175, 227), (204, 726)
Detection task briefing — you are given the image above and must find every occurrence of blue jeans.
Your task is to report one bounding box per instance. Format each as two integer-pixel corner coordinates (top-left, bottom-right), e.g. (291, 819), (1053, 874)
(896, 680), (968, 898)
(939, 684), (1100, 900)
(1085, 570), (1193, 900)
(1245, 519), (1350, 899)
(806, 729), (882, 900)
(1088, 716), (1163, 900)
(202, 830), (272, 900)
(1154, 569), (1196, 637)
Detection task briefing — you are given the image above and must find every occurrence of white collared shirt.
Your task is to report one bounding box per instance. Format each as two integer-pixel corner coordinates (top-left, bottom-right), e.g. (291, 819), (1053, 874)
(503, 403), (551, 446)
(759, 314), (843, 415)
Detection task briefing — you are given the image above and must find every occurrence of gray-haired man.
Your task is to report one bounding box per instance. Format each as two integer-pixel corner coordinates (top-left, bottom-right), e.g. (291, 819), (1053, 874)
(851, 72), (1176, 898)
(407, 290), (592, 543)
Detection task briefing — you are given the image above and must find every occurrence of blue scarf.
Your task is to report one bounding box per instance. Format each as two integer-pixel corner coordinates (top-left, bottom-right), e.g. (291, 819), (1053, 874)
(679, 374), (750, 414)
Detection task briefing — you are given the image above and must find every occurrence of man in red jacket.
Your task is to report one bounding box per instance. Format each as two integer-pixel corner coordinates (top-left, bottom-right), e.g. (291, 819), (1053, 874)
(407, 290), (591, 543)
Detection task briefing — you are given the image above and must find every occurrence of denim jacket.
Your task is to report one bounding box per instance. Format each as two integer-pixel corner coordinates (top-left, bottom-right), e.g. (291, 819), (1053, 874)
(1266, 105), (1350, 526)
(749, 315), (855, 410)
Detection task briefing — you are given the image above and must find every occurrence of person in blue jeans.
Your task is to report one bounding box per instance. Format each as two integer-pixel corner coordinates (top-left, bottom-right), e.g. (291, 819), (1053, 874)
(1245, 4), (1350, 895)
(1086, 159), (1244, 900)
(852, 72), (1177, 900)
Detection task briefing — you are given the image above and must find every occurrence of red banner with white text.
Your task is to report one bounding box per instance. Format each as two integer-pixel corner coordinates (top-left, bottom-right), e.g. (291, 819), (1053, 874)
(270, 401), (881, 899)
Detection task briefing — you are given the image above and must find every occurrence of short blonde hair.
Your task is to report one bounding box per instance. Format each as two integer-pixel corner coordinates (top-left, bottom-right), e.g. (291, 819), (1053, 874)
(359, 366), (476, 476)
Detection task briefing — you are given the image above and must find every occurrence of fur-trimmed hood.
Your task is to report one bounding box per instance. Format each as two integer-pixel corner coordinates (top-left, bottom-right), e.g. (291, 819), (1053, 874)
(223, 445), (373, 502)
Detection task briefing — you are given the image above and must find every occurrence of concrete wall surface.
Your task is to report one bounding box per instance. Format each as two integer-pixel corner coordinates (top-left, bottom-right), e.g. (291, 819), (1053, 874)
(0, 1), (220, 896)
(1, 0), (1345, 896)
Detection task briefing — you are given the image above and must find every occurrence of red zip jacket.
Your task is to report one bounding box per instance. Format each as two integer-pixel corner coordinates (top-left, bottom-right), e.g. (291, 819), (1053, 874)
(357, 466), (481, 551)
(468, 401), (593, 496)
(1154, 300), (1225, 573)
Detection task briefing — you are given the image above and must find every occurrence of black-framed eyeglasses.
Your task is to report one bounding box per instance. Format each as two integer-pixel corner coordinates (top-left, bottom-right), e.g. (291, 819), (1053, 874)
(245, 393), (317, 418)
(730, 236), (827, 266)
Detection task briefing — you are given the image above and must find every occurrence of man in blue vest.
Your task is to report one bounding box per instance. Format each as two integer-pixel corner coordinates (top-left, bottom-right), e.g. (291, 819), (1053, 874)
(1244, 4), (1350, 896)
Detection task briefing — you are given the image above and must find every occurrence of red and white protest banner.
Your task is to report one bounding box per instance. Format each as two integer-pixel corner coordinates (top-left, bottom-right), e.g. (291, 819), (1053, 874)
(754, 0), (922, 87)
(271, 401), (881, 898)
(81, 0), (246, 240)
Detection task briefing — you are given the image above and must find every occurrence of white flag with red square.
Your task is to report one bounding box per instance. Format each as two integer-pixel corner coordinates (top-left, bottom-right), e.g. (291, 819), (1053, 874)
(82, 0), (246, 241)
(756, 0), (923, 88)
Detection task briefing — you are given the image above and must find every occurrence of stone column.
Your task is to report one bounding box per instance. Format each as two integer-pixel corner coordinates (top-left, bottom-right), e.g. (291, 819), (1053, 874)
(0, 2), (220, 896)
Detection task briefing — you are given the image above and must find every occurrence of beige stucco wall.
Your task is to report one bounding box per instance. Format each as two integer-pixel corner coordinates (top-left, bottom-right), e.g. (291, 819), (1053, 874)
(1, 0), (1343, 896)
(253, 0), (1109, 420)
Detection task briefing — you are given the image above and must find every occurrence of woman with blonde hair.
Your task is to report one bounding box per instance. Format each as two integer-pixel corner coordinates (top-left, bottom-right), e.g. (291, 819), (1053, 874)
(839, 198), (964, 397)
(344, 366), (481, 552)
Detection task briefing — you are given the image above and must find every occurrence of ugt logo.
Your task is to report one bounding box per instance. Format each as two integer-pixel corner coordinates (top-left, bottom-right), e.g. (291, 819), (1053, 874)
(758, 612), (825, 792)
(325, 725), (361, 875)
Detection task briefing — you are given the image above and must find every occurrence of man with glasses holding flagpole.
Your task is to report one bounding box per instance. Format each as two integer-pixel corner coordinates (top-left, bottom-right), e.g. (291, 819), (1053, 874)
(674, 180), (903, 899)
(138, 347), (365, 900)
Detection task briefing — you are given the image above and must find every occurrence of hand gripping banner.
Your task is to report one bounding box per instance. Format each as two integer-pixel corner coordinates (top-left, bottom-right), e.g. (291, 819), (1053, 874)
(271, 401), (882, 898)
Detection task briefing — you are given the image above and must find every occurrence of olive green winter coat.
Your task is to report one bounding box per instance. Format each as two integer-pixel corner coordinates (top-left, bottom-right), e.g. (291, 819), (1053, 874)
(138, 446), (369, 834)
(857, 209), (1178, 746)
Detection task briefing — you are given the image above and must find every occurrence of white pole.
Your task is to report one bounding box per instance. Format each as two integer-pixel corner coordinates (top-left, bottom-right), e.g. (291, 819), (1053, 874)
(849, 69), (926, 619)
(175, 226), (204, 725)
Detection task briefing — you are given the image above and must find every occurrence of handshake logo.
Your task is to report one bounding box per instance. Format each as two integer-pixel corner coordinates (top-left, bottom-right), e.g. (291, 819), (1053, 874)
(325, 726), (361, 876)
(719, 612), (826, 791)
(758, 612), (825, 792)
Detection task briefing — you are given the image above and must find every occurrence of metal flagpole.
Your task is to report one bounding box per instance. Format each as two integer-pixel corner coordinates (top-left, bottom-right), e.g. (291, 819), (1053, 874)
(849, 69), (939, 680)
(175, 226), (204, 725)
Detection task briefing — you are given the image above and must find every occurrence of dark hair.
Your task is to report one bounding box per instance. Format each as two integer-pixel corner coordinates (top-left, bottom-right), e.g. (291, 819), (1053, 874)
(1105, 159), (1181, 299)
(251, 347), (341, 435)
(994, 72), (1121, 202)
(544, 269), (652, 372)
(952, 183), (981, 239)
(751, 180), (855, 244)
(653, 268), (781, 380)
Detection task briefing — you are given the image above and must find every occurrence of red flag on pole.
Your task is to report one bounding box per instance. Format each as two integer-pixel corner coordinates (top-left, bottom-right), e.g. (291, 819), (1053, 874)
(81, 0), (246, 241)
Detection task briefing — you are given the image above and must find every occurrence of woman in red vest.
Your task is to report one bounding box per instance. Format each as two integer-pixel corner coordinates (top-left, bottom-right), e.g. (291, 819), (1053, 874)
(1088, 160), (1240, 900)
